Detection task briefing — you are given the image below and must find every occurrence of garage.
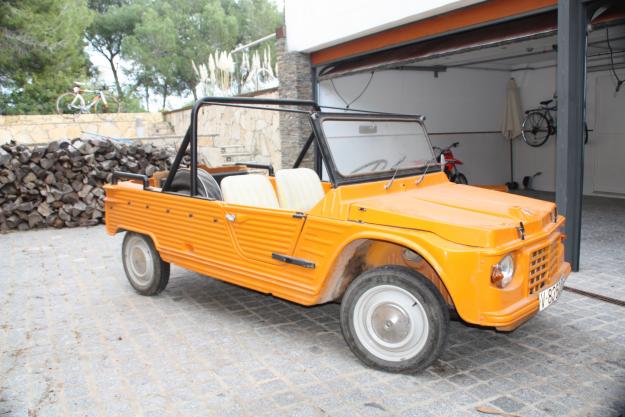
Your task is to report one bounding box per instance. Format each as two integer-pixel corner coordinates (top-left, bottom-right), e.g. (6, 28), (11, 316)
(285, 1), (625, 283)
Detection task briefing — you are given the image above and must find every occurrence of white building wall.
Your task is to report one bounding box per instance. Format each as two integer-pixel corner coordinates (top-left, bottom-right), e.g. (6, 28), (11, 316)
(318, 68), (512, 185)
(513, 66), (625, 196)
(319, 67), (625, 196)
(284, 0), (484, 52)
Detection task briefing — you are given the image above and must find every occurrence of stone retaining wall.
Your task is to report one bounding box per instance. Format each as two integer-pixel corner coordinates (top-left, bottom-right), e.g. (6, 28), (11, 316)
(0, 113), (166, 145)
(163, 89), (281, 168)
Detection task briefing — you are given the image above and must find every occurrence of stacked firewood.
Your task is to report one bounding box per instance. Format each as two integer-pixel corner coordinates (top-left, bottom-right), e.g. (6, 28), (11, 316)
(0, 138), (175, 232)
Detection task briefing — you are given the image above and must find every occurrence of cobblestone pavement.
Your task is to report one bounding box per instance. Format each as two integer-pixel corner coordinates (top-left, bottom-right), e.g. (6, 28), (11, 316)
(572, 196), (625, 302)
(517, 191), (625, 302)
(1, 226), (625, 417)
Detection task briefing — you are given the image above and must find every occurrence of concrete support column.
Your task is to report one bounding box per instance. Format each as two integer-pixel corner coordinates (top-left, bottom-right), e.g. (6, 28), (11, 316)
(276, 26), (314, 169)
(556, 0), (587, 272)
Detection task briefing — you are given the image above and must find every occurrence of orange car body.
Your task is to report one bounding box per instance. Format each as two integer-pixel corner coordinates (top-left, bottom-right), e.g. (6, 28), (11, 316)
(104, 169), (570, 331)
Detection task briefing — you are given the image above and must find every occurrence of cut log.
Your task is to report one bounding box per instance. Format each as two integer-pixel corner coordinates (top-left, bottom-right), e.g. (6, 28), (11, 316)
(28, 212), (44, 228)
(0, 136), (175, 232)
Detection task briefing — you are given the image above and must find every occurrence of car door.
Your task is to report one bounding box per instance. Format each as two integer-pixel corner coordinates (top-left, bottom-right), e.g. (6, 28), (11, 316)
(223, 204), (306, 265)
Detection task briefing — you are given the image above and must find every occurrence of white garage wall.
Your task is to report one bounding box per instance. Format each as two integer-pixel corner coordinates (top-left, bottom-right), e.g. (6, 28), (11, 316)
(318, 66), (625, 196)
(513, 66), (625, 197)
(317, 68), (512, 185)
(511, 67), (558, 192)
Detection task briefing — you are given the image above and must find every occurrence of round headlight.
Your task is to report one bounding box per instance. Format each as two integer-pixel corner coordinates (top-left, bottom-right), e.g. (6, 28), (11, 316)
(491, 254), (515, 288)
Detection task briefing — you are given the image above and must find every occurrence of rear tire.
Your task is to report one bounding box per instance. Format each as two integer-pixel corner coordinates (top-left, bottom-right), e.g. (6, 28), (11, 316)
(454, 173), (468, 184)
(522, 111), (551, 147)
(340, 266), (449, 373)
(122, 232), (170, 295)
(95, 95), (120, 115)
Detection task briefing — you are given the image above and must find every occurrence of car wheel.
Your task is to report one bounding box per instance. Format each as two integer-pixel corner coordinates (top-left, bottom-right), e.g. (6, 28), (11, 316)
(340, 266), (449, 373)
(122, 232), (170, 295)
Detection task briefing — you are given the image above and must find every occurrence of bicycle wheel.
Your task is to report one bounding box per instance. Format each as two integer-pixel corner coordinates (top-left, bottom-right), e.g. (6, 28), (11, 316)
(94, 95), (120, 114)
(522, 111), (551, 147)
(454, 173), (468, 184)
(56, 93), (85, 115)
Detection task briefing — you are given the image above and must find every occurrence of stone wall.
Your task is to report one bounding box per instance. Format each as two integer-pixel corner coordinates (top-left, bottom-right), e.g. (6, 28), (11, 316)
(0, 113), (167, 145)
(163, 89), (281, 168)
(2, 27), (315, 172)
(276, 27), (314, 169)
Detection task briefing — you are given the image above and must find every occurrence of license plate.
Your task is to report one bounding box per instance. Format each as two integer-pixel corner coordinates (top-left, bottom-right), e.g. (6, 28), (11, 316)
(539, 277), (565, 311)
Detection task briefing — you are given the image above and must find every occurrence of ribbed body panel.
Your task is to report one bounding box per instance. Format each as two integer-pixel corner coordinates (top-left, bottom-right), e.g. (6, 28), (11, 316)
(105, 186), (322, 304)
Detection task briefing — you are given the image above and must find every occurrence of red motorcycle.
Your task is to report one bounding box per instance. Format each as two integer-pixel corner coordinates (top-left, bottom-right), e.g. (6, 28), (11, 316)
(433, 142), (468, 184)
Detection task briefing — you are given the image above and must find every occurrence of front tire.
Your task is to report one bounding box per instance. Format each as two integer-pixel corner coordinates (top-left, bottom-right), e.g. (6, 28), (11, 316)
(340, 266), (449, 373)
(56, 93), (85, 115)
(122, 232), (170, 295)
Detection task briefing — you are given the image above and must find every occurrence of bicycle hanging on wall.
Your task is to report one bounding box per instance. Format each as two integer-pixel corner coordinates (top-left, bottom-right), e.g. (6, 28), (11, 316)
(521, 96), (589, 147)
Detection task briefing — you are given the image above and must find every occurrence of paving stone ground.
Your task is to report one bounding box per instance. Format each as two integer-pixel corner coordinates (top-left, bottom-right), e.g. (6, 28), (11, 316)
(518, 191), (625, 302)
(571, 195), (625, 302)
(1, 216), (625, 417)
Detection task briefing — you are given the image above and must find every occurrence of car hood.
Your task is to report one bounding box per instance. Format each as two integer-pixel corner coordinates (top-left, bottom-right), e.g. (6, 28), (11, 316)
(348, 182), (556, 247)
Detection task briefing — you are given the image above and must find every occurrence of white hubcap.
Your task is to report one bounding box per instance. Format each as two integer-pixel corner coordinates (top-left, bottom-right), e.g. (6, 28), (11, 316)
(353, 285), (429, 362)
(125, 236), (154, 287)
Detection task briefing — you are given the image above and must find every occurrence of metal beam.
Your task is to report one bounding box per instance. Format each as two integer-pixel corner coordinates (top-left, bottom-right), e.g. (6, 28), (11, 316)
(556, 0), (587, 271)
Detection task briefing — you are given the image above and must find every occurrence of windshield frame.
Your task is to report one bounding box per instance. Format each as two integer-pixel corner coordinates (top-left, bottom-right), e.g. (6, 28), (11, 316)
(311, 112), (440, 187)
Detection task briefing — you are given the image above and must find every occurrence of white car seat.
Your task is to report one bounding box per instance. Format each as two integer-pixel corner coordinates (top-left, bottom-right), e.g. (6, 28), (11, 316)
(221, 174), (279, 209)
(275, 168), (325, 212)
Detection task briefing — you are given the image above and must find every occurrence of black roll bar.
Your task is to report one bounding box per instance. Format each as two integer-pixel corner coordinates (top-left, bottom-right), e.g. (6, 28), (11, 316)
(112, 172), (149, 189)
(162, 96), (320, 196)
(162, 126), (191, 192)
(234, 162), (274, 176)
(293, 133), (315, 169)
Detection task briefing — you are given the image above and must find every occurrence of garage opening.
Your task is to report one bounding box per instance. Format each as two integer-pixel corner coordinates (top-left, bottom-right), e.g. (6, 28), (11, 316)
(313, 4), (625, 300)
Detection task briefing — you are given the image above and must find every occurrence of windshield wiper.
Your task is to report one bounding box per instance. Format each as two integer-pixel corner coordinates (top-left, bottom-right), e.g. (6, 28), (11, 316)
(384, 155), (407, 190)
(415, 158), (438, 185)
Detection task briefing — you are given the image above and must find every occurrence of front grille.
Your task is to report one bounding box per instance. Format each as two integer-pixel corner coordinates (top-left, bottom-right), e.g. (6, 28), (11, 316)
(528, 239), (561, 295)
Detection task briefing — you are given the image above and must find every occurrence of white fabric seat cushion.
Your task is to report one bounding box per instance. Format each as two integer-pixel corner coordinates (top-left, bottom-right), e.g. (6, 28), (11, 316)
(220, 174), (279, 209)
(275, 168), (325, 212)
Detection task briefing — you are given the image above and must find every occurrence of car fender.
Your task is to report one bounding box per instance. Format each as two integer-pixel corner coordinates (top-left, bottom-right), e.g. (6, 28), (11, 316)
(318, 229), (454, 305)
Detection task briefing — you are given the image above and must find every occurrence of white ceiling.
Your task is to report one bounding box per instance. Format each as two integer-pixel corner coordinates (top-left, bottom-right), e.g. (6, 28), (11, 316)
(405, 24), (625, 72)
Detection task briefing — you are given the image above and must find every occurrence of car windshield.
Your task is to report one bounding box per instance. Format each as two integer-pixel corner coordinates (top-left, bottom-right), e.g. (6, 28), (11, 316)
(321, 118), (435, 177)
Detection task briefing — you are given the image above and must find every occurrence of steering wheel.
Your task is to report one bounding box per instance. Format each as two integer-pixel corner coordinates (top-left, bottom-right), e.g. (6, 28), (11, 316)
(351, 159), (388, 174)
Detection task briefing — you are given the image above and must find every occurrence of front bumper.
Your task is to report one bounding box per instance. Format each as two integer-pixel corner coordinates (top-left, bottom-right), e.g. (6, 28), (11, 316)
(482, 261), (571, 331)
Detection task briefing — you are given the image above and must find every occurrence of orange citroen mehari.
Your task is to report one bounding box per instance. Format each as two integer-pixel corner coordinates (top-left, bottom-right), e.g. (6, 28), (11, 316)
(104, 97), (570, 373)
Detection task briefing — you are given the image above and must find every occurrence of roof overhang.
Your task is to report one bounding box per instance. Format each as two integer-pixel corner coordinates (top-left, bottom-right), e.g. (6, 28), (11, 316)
(318, 10), (558, 79)
(311, 0), (559, 67)
(316, 2), (625, 80)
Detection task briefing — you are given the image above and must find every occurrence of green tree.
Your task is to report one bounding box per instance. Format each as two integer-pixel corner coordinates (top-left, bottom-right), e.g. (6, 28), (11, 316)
(226, 0), (283, 46)
(86, 0), (141, 100)
(123, 6), (179, 109)
(122, 0), (282, 108)
(0, 0), (92, 115)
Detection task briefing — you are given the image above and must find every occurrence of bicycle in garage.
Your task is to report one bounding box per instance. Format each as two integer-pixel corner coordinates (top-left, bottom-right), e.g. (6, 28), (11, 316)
(522, 97), (588, 147)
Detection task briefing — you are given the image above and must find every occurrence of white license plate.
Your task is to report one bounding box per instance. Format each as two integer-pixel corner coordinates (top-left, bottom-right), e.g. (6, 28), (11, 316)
(539, 277), (565, 311)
